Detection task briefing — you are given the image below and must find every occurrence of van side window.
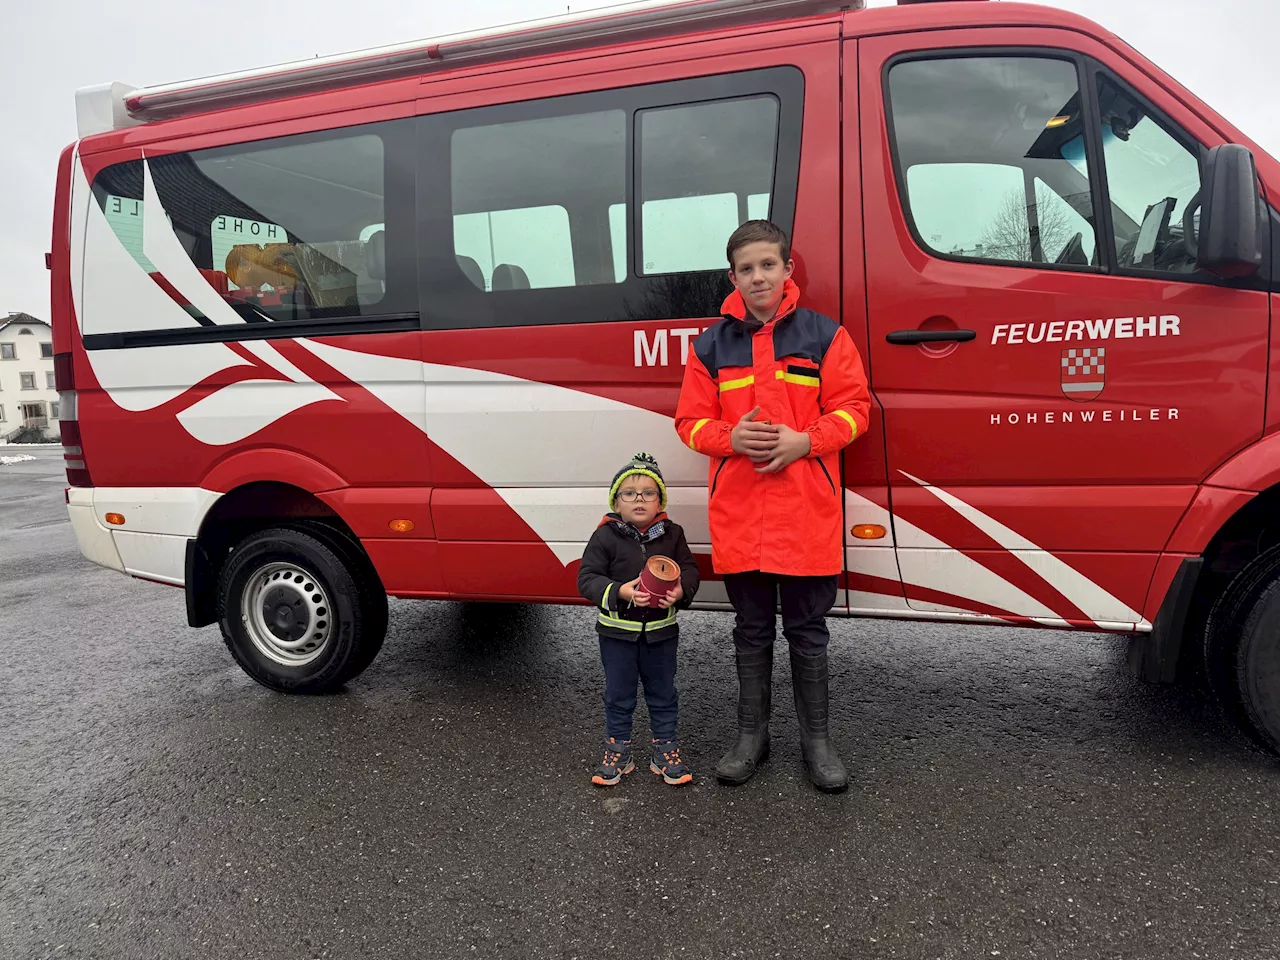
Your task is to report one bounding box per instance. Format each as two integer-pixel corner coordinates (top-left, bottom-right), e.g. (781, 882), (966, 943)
(88, 120), (414, 335)
(451, 110), (626, 291)
(421, 66), (803, 328)
(1093, 74), (1203, 275)
(887, 56), (1099, 269)
(636, 96), (780, 274)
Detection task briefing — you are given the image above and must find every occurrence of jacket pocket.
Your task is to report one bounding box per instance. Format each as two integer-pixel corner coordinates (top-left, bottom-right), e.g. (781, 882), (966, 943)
(816, 458), (836, 496)
(710, 457), (729, 498)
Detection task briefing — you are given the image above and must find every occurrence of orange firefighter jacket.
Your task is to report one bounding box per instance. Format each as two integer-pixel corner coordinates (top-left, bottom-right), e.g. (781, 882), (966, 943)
(674, 279), (871, 576)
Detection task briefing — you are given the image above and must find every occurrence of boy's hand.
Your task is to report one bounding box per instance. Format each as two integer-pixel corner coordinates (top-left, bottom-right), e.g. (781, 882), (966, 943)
(755, 424), (811, 474)
(731, 407), (780, 462)
(657, 583), (684, 609)
(620, 578), (652, 607)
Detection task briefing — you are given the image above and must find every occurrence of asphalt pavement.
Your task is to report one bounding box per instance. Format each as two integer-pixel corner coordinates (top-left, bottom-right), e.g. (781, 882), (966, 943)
(2, 448), (1279, 960)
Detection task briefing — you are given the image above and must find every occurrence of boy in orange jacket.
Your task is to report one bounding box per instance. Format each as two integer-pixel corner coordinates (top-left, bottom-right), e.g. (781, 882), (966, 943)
(674, 221), (871, 792)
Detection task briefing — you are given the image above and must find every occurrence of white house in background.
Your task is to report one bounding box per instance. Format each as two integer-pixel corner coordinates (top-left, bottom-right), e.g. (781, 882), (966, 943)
(0, 313), (59, 441)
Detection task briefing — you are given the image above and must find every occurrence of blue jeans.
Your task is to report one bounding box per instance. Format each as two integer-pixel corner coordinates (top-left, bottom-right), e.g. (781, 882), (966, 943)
(599, 635), (679, 742)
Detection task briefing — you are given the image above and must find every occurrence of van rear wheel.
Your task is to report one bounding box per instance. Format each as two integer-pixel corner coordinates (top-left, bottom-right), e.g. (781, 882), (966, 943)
(1204, 545), (1280, 754)
(217, 527), (384, 693)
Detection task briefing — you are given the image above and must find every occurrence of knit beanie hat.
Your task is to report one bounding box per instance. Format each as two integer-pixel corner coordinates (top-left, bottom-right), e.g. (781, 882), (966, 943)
(608, 452), (668, 510)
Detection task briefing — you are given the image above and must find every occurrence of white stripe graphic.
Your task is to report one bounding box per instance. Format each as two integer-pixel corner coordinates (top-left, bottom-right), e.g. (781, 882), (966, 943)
(80, 178), (251, 410)
(142, 157), (344, 398)
(142, 158), (251, 328)
(300, 340), (704, 560)
(73, 157), (344, 440)
(846, 488), (1058, 620)
(240, 339), (318, 384)
(900, 472), (1147, 627)
(176, 380), (340, 446)
(292, 342), (1141, 625)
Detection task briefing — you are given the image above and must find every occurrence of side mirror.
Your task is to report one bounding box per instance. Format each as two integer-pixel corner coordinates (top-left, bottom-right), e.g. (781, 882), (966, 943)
(1188, 143), (1265, 279)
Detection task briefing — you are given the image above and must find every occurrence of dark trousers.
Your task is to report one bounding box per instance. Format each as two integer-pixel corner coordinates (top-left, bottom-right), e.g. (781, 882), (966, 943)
(724, 572), (838, 655)
(599, 635), (679, 742)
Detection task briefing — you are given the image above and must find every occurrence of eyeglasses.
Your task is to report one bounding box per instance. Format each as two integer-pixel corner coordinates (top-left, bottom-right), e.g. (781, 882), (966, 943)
(617, 490), (659, 502)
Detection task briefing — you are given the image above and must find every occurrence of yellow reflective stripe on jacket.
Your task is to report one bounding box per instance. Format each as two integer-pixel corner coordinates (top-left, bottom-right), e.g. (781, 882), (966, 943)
(600, 583), (612, 611)
(687, 418), (711, 449)
(598, 609), (677, 632)
(598, 613), (644, 631)
(777, 369), (820, 388)
(718, 374), (755, 393)
(833, 409), (858, 438)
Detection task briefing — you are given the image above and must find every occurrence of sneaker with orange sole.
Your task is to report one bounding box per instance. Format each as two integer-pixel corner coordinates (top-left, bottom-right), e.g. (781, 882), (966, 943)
(650, 740), (693, 785)
(592, 738), (635, 786)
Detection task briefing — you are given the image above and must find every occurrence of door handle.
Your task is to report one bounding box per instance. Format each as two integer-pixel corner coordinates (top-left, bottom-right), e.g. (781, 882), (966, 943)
(885, 329), (977, 345)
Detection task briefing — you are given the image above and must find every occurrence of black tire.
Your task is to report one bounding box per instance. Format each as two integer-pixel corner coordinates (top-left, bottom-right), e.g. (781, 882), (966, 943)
(1204, 544), (1280, 752)
(217, 527), (385, 693)
(1234, 579), (1280, 754)
(283, 521), (388, 674)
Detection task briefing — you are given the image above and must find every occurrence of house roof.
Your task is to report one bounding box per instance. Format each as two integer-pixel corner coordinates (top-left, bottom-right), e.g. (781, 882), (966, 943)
(0, 313), (50, 336)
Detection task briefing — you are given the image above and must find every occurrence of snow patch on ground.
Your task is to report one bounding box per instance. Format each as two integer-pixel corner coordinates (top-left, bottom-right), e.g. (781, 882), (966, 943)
(1, 455), (38, 465)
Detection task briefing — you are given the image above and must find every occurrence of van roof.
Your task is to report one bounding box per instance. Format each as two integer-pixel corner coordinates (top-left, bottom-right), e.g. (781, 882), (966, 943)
(75, 0), (861, 138)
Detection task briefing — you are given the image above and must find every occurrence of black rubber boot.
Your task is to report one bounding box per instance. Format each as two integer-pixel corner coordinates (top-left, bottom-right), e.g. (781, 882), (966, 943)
(715, 646), (772, 785)
(790, 648), (848, 792)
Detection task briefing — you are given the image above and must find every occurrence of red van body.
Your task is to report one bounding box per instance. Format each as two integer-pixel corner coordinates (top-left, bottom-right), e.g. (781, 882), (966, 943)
(51, 0), (1280, 749)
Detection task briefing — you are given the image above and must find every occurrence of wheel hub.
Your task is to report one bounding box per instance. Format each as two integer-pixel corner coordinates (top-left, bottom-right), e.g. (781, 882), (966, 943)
(241, 562), (333, 667)
(263, 587), (306, 641)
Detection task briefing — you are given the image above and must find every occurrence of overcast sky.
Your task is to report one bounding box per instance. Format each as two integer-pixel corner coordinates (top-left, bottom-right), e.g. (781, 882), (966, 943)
(1, 0), (1272, 318)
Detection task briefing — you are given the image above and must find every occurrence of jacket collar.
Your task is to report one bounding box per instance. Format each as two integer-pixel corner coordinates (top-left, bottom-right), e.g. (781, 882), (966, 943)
(720, 277), (801, 328)
(599, 512), (669, 541)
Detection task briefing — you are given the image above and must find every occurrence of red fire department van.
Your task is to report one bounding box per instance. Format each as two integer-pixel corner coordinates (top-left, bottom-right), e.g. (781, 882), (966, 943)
(52, 0), (1280, 751)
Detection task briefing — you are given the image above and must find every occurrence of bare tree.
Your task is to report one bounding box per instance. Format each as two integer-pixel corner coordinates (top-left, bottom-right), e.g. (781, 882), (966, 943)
(979, 185), (1080, 263)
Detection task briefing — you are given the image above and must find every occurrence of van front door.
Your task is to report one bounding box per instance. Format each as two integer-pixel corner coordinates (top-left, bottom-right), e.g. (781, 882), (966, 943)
(858, 29), (1269, 629)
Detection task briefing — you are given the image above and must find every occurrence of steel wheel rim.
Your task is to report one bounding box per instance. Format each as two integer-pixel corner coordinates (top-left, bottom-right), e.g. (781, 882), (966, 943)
(241, 561), (333, 667)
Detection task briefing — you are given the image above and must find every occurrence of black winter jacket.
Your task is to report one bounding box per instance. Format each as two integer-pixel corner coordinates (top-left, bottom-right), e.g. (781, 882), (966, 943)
(577, 513), (700, 643)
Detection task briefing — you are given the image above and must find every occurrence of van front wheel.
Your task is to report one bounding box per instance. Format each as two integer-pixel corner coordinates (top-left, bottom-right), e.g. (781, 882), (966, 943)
(216, 527), (383, 693)
(1205, 545), (1280, 754)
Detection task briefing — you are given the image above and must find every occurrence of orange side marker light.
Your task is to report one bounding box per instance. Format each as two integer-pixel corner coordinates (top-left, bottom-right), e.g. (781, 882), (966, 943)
(388, 519), (415, 533)
(851, 524), (886, 540)
(105, 513), (126, 526)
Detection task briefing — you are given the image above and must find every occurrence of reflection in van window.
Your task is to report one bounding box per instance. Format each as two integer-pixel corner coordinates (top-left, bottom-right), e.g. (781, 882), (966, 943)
(451, 110), (626, 292)
(609, 189), (776, 281)
(609, 204), (627, 282)
(905, 163), (1023, 259)
(90, 125), (400, 328)
(889, 57), (1098, 269)
(1094, 75), (1203, 274)
(1033, 177), (1096, 263)
(455, 207), (574, 290)
(102, 195), (156, 272)
(210, 215), (286, 291)
(638, 96), (779, 274)
(643, 193), (740, 273)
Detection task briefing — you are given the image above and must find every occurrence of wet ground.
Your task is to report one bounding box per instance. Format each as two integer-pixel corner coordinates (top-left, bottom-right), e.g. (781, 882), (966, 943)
(3, 449), (1279, 959)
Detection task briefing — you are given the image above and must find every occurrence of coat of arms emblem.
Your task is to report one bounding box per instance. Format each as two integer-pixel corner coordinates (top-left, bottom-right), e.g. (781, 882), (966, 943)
(1061, 347), (1105, 402)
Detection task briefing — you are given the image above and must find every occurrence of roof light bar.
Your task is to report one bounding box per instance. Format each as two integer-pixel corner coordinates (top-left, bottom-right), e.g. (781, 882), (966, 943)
(75, 0), (859, 137)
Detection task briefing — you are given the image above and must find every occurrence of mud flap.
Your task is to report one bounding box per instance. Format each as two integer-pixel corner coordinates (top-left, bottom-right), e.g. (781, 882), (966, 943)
(1127, 557), (1203, 684)
(185, 538), (218, 628)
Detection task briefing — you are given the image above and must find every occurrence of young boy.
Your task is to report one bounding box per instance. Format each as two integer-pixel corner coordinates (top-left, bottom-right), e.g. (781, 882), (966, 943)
(674, 221), (871, 793)
(577, 453), (701, 787)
